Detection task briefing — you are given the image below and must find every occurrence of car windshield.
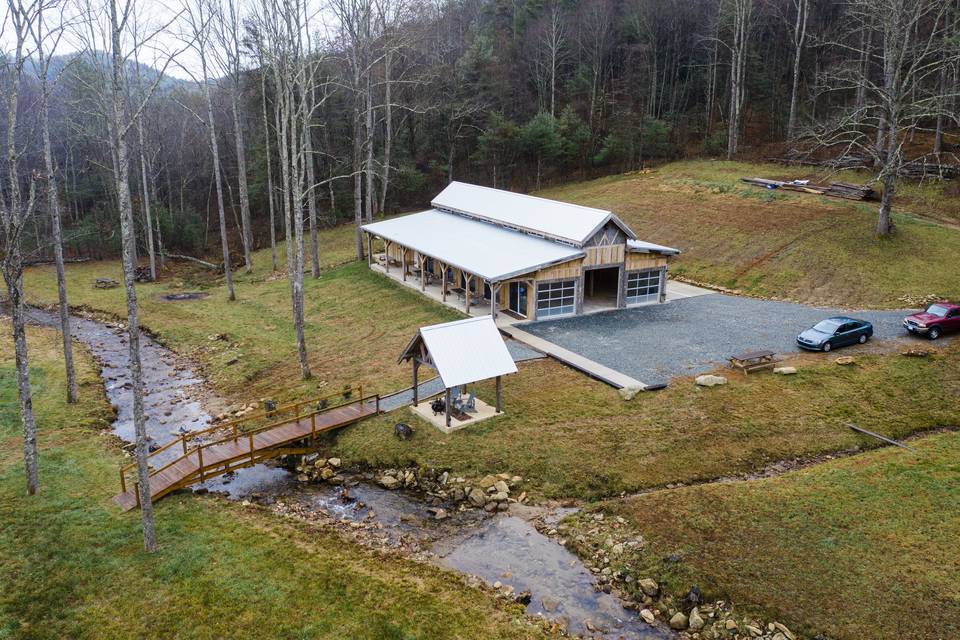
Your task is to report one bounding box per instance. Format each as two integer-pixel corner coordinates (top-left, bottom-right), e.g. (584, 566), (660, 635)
(813, 319), (842, 333)
(925, 304), (949, 318)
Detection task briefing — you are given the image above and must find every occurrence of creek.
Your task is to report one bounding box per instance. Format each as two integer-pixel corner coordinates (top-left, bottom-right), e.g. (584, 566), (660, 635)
(26, 307), (667, 639)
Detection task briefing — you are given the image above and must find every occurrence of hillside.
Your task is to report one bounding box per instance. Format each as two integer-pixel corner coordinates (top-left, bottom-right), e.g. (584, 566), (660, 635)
(540, 160), (960, 308)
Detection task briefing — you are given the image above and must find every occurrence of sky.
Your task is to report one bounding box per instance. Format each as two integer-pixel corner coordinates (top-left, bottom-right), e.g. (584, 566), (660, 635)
(0, 0), (290, 81)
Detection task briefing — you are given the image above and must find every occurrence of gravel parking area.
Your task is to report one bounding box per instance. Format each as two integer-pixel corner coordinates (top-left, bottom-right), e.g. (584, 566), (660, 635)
(521, 294), (919, 386)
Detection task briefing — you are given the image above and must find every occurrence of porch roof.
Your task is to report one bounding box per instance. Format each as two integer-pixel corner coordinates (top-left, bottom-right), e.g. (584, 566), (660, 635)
(362, 209), (584, 282)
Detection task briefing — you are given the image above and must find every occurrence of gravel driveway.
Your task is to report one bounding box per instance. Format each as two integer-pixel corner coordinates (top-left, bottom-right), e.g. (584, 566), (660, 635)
(521, 294), (920, 386)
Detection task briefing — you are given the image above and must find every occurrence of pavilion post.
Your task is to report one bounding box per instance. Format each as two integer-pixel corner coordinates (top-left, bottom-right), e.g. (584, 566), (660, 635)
(412, 359), (419, 406)
(401, 249), (406, 281)
(367, 234), (373, 266)
(444, 387), (452, 427)
(495, 375), (502, 412)
(419, 254), (427, 291)
(489, 282), (499, 320)
(384, 241), (392, 273)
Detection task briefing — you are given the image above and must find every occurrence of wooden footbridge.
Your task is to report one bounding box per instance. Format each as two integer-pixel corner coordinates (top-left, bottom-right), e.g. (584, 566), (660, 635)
(114, 386), (380, 511)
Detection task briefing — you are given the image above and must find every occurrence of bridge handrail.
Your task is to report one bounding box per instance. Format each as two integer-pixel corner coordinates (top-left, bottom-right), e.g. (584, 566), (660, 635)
(118, 384), (370, 492)
(143, 392), (379, 482)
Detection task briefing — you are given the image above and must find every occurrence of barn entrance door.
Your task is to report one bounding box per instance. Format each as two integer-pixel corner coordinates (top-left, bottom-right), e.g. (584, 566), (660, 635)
(508, 282), (528, 317)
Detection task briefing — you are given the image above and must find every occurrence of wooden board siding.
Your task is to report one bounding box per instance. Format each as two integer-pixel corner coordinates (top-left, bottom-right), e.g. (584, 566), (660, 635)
(625, 254), (668, 271)
(535, 258), (583, 282)
(583, 245), (625, 267)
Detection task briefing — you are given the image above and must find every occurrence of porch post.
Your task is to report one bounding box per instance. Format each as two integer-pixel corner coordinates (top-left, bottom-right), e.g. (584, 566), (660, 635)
(412, 359), (419, 406)
(441, 263), (448, 302)
(495, 375), (502, 412)
(464, 274), (472, 314)
(445, 387), (451, 427)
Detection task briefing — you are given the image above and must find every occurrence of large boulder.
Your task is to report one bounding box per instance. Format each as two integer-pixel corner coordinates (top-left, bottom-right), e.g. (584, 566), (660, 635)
(638, 578), (659, 597)
(695, 374), (727, 387)
(669, 612), (688, 630)
(688, 608), (705, 632)
(467, 487), (487, 507)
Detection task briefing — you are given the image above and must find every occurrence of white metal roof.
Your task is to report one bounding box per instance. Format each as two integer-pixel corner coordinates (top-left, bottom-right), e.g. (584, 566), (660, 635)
(362, 209), (583, 282)
(627, 239), (681, 255)
(431, 181), (635, 247)
(400, 316), (518, 388)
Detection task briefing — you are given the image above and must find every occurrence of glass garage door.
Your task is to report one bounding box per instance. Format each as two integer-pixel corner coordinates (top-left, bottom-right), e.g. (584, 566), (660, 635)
(536, 280), (576, 318)
(626, 269), (661, 305)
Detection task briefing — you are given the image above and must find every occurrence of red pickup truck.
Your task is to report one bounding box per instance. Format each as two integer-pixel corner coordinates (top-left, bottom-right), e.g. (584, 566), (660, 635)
(903, 302), (960, 340)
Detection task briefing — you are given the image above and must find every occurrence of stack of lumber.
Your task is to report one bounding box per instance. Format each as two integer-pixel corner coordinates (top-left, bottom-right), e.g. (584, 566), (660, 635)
(740, 177), (874, 200)
(899, 160), (958, 179)
(824, 181), (874, 200)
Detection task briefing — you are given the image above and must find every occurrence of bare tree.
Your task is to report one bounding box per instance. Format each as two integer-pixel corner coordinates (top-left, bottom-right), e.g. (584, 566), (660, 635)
(1, 0), (42, 495)
(181, 0), (236, 300)
(214, 0), (254, 273)
(32, 0), (78, 403)
(257, 50), (278, 271)
(257, 0), (319, 380)
(726, 0), (754, 158)
(811, 0), (960, 235)
(786, 0), (809, 139)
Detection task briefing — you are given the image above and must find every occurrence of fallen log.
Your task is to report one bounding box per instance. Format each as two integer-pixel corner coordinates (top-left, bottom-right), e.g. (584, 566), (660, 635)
(847, 423), (915, 452)
(163, 252), (221, 271)
(24, 256), (92, 266)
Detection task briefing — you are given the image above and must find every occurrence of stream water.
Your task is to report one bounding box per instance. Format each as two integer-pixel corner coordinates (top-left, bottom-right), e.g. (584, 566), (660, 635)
(26, 307), (668, 639)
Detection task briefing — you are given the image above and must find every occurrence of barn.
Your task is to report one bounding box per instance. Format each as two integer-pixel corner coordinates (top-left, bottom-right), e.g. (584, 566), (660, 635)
(361, 182), (679, 321)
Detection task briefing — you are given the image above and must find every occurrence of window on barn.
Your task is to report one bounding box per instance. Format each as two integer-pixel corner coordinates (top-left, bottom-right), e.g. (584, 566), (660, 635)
(536, 280), (576, 318)
(626, 269), (661, 305)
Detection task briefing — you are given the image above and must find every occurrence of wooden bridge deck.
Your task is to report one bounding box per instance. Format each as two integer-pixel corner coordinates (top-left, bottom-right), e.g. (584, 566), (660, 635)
(114, 395), (379, 512)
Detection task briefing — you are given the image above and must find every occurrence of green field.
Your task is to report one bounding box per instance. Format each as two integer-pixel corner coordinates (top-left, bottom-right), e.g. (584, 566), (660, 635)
(0, 327), (538, 640)
(335, 344), (960, 499)
(575, 430), (960, 640)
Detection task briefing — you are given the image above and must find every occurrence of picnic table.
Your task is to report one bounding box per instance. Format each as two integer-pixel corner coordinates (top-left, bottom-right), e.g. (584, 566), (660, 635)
(729, 349), (778, 374)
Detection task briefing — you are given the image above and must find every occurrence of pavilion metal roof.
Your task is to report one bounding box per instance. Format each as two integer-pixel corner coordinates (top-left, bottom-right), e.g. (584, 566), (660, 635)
(431, 181), (636, 247)
(399, 316), (518, 389)
(361, 209), (583, 282)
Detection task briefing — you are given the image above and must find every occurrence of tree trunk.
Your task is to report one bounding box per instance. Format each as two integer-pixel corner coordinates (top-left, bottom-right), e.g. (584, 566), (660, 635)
(201, 58), (236, 301)
(786, 0), (809, 139)
(109, 0), (156, 552)
(41, 83), (78, 403)
(136, 119), (156, 281)
(353, 63), (365, 261)
(378, 49), (393, 216)
(304, 104), (320, 277)
(364, 70), (375, 223)
(261, 69), (278, 272)
(231, 95), (254, 273)
(5, 260), (39, 495)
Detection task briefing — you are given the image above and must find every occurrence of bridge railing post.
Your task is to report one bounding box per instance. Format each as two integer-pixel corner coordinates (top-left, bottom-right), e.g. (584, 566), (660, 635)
(197, 446), (204, 483)
(119, 465), (126, 494)
(249, 432), (254, 462)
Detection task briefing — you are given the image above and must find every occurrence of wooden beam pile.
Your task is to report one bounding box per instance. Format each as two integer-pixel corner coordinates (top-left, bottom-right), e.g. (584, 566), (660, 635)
(899, 160), (958, 179)
(740, 178), (874, 200)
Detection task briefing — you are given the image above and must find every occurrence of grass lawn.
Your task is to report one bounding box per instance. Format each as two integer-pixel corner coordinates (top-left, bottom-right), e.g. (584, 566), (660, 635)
(0, 326), (539, 640)
(585, 430), (960, 640)
(539, 160), (960, 307)
(334, 343), (960, 499)
(23, 260), (461, 403)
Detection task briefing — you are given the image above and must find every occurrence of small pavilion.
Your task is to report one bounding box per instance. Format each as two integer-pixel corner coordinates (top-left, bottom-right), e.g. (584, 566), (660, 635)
(398, 316), (518, 432)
